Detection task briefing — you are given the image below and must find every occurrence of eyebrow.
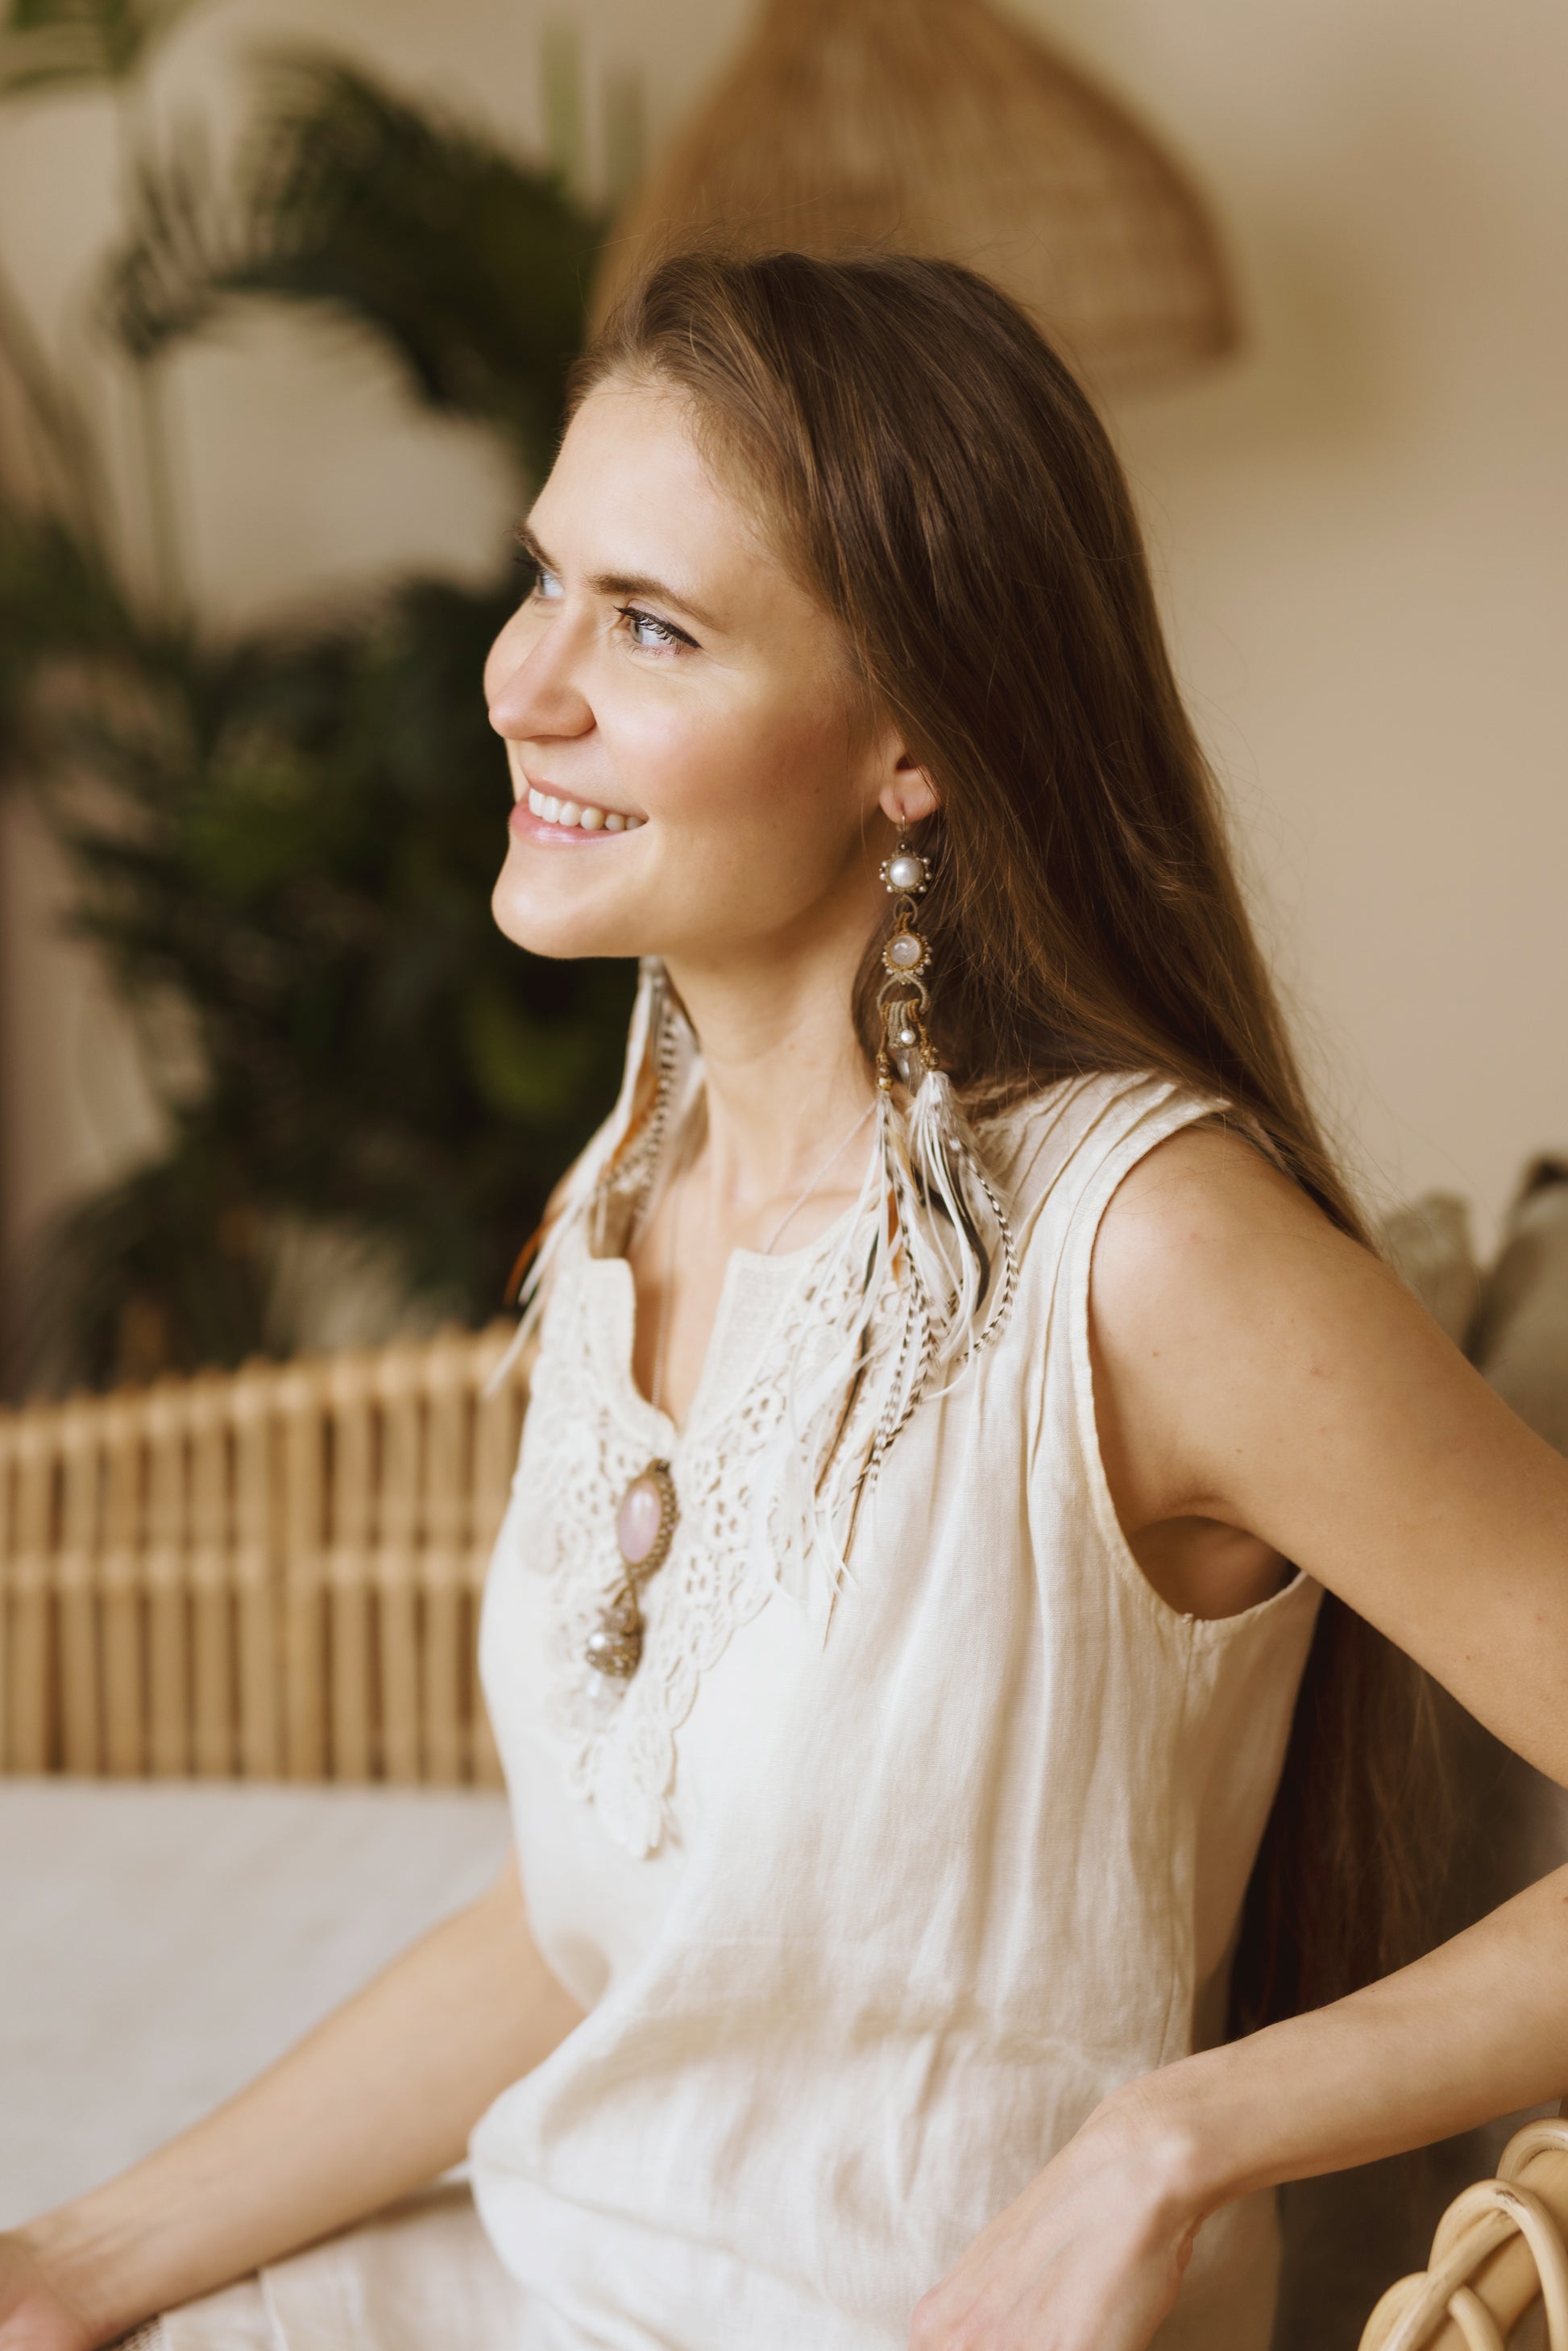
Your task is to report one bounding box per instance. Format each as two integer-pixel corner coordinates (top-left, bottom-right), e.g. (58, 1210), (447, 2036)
(512, 520), (721, 634)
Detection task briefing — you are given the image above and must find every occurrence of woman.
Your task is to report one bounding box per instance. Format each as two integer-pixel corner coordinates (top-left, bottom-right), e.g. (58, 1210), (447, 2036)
(6, 251), (1568, 2351)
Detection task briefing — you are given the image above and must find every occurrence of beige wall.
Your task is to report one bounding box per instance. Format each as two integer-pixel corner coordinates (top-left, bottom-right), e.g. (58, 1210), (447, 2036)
(2, 0), (1564, 1266)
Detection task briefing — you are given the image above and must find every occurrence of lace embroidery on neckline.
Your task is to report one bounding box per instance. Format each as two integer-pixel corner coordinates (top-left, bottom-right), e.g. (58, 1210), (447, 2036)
(516, 1221), (882, 1858)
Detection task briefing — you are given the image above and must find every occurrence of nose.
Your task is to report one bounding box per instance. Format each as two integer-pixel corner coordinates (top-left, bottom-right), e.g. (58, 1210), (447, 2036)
(486, 609), (594, 746)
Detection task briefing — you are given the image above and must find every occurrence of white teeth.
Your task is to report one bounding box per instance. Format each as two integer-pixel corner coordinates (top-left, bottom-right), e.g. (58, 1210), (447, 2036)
(526, 788), (641, 831)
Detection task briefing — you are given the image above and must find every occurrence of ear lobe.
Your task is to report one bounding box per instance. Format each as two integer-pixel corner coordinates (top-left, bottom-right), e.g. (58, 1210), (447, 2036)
(878, 748), (939, 828)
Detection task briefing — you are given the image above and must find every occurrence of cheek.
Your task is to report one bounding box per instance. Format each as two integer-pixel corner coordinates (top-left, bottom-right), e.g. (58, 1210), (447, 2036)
(720, 696), (858, 844)
(620, 681), (854, 839)
(599, 686), (703, 786)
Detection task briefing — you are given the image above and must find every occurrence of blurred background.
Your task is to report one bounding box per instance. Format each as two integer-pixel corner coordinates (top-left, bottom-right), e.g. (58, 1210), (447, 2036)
(3, 10), (1567, 2335)
(1, 0), (1564, 1393)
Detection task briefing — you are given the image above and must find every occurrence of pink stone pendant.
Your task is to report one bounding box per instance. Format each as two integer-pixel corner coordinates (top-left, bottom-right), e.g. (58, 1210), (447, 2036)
(616, 1472), (666, 1566)
(587, 1458), (678, 1680)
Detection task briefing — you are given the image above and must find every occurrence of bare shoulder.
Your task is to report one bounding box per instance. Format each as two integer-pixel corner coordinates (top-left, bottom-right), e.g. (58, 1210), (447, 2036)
(1087, 1119), (1424, 1541)
(1089, 1119), (1404, 1376)
(1089, 1119), (1568, 1784)
(1093, 1119), (1364, 1293)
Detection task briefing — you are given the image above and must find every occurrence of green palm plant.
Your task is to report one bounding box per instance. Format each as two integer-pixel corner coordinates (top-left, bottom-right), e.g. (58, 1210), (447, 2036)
(105, 51), (602, 477)
(1, 0), (210, 603)
(0, 5), (634, 1396)
(1, 0), (205, 91)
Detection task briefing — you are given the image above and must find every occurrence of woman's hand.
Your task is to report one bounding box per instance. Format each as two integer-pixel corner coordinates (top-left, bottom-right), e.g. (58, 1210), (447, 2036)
(0, 2233), (97, 2351)
(909, 2090), (1204, 2351)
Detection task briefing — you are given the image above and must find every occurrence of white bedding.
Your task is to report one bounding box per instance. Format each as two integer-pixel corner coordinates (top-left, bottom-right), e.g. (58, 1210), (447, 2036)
(2, 1780), (511, 2228)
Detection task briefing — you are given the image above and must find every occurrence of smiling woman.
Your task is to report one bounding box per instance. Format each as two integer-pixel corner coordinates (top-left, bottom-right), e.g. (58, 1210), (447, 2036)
(486, 376), (902, 1013)
(6, 252), (1568, 2351)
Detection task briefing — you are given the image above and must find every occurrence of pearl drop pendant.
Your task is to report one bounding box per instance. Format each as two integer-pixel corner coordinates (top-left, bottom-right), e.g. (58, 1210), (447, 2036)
(878, 843), (931, 896)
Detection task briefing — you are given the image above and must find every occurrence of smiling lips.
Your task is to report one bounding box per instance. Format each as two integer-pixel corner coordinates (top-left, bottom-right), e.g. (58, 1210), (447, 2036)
(524, 784), (644, 833)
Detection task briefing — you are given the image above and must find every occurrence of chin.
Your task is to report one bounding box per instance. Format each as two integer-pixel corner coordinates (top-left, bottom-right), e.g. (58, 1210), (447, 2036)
(489, 868), (628, 962)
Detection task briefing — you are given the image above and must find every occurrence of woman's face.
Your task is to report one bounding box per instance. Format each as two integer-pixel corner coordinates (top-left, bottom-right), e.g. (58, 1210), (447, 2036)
(485, 376), (911, 974)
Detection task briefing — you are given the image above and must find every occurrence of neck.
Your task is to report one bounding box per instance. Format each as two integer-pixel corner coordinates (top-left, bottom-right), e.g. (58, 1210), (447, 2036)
(664, 930), (879, 1223)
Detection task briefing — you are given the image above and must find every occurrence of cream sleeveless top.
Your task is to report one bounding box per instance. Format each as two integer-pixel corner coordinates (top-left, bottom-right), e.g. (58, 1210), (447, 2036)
(470, 1070), (1321, 2351)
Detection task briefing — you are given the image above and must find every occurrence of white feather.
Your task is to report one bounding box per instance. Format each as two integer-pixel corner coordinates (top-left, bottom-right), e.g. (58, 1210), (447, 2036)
(490, 966), (1016, 1618)
(484, 957), (689, 1397)
(766, 1065), (1015, 1604)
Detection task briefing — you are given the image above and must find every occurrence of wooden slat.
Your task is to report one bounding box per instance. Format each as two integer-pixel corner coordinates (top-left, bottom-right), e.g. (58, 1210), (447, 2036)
(374, 1342), (423, 1785)
(188, 1375), (234, 1778)
(143, 1383), (191, 1777)
(420, 1332), (472, 1787)
(0, 1416), (15, 1768)
(7, 1415), (56, 1772)
(0, 1320), (526, 1788)
(56, 1398), (104, 1774)
(99, 1396), (146, 1776)
(231, 1363), (281, 1780)
(276, 1364), (327, 1781)
(325, 1352), (375, 1784)
(468, 1332), (523, 1788)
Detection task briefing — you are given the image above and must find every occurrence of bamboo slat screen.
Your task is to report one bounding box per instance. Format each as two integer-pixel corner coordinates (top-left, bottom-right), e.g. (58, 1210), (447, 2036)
(0, 1324), (529, 1785)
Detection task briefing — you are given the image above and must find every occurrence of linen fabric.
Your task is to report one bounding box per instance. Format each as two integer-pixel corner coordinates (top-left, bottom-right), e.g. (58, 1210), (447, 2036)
(471, 1069), (1321, 2348)
(145, 2183), (525, 2351)
(145, 1069), (1320, 2349)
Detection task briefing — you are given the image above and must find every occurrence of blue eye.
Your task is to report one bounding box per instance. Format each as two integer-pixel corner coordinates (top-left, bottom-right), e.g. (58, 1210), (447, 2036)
(620, 605), (690, 651)
(509, 552), (561, 606)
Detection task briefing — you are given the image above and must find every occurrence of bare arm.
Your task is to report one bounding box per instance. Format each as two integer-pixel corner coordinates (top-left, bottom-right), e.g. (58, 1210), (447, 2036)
(1142, 1863), (1568, 2188)
(1095, 1132), (1568, 2181)
(915, 1128), (1568, 2349)
(10, 1855), (580, 2349)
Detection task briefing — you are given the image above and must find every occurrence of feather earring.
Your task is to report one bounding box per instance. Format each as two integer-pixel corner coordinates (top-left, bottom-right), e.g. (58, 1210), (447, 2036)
(874, 837), (1017, 1389)
(765, 837), (1018, 1603)
(487, 957), (695, 1393)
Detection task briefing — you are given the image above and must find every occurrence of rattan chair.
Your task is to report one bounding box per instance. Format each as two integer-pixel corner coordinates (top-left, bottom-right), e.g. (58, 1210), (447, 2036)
(1359, 2120), (1568, 2350)
(0, 1326), (528, 1786)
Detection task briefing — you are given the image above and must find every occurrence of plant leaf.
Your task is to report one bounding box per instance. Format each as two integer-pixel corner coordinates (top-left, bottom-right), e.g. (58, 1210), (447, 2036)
(101, 50), (604, 478)
(1, 0), (208, 93)
(2, 563), (636, 1391)
(105, 122), (239, 360)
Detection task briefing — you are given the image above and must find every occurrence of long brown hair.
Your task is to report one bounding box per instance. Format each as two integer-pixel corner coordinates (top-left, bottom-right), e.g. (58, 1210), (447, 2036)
(573, 248), (1443, 2033)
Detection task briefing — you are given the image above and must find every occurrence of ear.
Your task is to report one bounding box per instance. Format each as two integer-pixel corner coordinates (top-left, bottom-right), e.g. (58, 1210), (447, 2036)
(877, 749), (939, 830)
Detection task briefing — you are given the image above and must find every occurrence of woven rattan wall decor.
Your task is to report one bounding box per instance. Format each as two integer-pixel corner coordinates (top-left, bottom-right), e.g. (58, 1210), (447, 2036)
(589, 0), (1238, 388)
(0, 1326), (529, 1785)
